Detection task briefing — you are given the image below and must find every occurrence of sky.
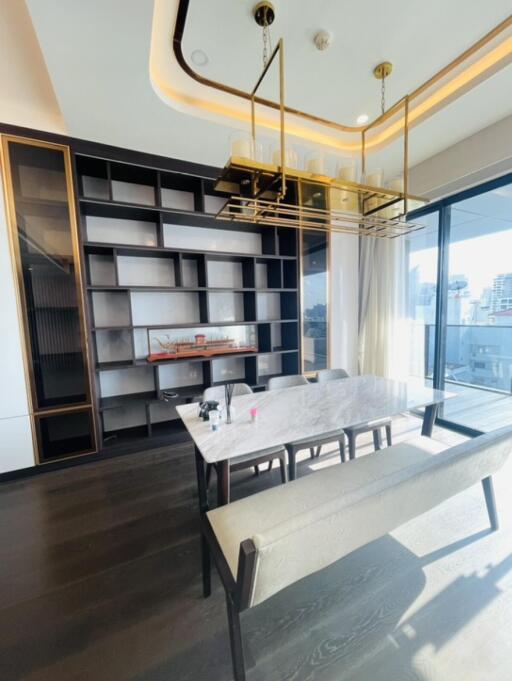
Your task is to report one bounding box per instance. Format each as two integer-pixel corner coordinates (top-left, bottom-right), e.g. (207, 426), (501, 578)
(410, 226), (512, 299)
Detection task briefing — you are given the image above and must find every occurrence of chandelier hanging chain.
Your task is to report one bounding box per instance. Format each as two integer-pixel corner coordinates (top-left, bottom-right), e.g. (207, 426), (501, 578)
(262, 8), (272, 67)
(381, 75), (386, 114)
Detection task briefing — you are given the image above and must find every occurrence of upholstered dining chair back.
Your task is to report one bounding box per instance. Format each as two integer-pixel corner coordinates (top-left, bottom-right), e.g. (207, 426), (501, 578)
(203, 383), (253, 402)
(316, 368), (349, 382)
(267, 374), (308, 390)
(245, 426), (512, 606)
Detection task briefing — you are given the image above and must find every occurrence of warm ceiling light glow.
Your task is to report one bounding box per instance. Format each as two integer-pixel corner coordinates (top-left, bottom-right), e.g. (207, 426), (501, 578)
(356, 113), (369, 125)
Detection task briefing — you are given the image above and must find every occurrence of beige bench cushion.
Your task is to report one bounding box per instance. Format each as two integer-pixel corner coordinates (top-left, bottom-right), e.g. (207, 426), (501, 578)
(208, 428), (512, 607)
(208, 437), (446, 579)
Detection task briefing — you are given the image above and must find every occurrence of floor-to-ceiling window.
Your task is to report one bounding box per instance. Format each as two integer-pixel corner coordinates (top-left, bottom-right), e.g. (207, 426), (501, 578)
(408, 173), (512, 434)
(406, 211), (439, 384)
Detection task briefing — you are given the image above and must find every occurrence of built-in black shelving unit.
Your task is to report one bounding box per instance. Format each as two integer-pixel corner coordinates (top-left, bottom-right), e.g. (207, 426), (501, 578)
(74, 153), (301, 452)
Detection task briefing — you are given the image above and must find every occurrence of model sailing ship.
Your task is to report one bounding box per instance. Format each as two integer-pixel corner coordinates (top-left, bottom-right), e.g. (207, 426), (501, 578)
(147, 333), (258, 362)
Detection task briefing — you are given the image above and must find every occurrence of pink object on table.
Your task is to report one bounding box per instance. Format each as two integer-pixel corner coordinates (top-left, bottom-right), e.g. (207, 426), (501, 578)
(250, 407), (258, 423)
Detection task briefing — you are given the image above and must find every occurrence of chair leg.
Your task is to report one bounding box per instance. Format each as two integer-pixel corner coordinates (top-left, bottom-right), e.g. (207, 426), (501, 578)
(315, 446), (322, 458)
(201, 532), (211, 598)
(482, 476), (499, 531)
(253, 465), (260, 476)
(385, 424), (392, 447)
(225, 593), (246, 681)
(348, 432), (356, 460)
(309, 447), (315, 459)
(372, 428), (382, 451)
(267, 460), (273, 472)
(339, 433), (346, 463)
(287, 447), (297, 481)
(278, 455), (288, 484)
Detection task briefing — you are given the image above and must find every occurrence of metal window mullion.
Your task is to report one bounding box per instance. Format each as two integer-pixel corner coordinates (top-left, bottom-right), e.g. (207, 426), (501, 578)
(432, 205), (451, 394)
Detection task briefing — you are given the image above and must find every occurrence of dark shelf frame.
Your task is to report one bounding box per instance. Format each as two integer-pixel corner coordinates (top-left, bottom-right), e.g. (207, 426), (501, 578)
(74, 148), (301, 451)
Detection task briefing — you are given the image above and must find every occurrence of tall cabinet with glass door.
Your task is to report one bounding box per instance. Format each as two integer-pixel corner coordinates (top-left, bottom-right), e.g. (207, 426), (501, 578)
(1, 137), (97, 463)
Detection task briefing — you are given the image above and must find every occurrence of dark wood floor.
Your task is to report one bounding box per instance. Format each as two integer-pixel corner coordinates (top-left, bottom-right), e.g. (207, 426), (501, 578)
(1, 416), (512, 681)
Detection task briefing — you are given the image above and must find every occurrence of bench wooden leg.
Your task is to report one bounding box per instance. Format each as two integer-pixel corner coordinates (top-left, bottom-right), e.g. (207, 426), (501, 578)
(422, 403), (438, 437)
(201, 531), (211, 598)
(347, 431), (356, 460)
(226, 593), (246, 681)
(372, 428), (382, 451)
(385, 423), (392, 447)
(482, 476), (499, 531)
(287, 448), (297, 481)
(339, 434), (346, 463)
(278, 455), (288, 484)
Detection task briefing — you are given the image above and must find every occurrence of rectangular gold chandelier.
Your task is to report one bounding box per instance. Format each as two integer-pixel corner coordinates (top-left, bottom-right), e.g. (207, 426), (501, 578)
(214, 39), (430, 238)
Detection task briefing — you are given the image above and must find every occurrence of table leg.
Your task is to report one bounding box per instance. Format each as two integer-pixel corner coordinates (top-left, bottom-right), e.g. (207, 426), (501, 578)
(217, 459), (231, 506)
(194, 445), (209, 514)
(422, 404), (439, 437)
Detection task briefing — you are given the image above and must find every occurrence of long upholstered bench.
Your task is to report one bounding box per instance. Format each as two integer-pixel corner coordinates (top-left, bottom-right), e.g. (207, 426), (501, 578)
(200, 426), (512, 681)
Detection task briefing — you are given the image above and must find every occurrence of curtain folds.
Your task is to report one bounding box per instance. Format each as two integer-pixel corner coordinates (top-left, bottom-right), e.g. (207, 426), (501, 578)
(358, 237), (410, 380)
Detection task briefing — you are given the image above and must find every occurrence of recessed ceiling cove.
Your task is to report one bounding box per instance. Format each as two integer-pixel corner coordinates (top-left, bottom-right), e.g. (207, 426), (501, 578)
(150, 0), (512, 155)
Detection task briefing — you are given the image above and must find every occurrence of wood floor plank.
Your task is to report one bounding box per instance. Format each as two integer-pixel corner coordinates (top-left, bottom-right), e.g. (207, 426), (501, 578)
(1, 415), (512, 681)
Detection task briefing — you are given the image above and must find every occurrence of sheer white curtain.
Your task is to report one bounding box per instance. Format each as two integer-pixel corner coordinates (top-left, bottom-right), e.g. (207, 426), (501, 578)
(358, 236), (410, 379)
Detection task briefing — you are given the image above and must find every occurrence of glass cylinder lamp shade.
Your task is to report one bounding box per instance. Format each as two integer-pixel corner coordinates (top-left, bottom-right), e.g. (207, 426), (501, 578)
(230, 131), (263, 162)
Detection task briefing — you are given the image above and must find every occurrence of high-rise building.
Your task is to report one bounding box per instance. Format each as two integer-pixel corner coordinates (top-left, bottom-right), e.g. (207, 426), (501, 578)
(491, 273), (512, 312)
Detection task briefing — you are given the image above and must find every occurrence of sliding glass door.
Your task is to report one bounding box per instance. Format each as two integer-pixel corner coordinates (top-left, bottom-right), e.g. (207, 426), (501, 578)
(440, 183), (512, 432)
(408, 174), (512, 434)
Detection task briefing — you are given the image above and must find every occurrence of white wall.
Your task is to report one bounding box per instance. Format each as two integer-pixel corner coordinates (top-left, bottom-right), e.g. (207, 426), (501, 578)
(329, 233), (359, 375)
(0, 0), (65, 132)
(0, 166), (36, 473)
(410, 114), (512, 200)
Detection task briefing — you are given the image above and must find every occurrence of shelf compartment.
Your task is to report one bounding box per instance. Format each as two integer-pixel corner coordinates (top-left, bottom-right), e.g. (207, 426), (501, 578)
(91, 290), (131, 328)
(283, 259), (298, 289)
(277, 227), (297, 256)
(87, 250), (116, 286)
(211, 356), (246, 383)
(208, 291), (250, 323)
(160, 170), (200, 211)
(110, 162), (157, 206)
(163, 223), (262, 255)
(275, 321), (299, 351)
(117, 252), (178, 287)
(102, 404), (149, 445)
(181, 253), (206, 288)
(257, 353), (282, 379)
(158, 361), (204, 390)
(95, 328), (133, 364)
(99, 365), (155, 398)
(206, 255), (255, 289)
(76, 156), (110, 200)
(131, 291), (203, 326)
(255, 258), (282, 289)
(84, 213), (158, 247)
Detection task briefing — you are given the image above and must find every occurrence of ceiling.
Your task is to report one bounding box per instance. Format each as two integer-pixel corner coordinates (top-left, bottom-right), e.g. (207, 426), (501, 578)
(22, 0), (512, 184)
(182, 0), (512, 124)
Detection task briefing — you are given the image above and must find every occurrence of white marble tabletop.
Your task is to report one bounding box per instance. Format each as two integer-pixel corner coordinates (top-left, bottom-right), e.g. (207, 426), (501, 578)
(176, 375), (453, 464)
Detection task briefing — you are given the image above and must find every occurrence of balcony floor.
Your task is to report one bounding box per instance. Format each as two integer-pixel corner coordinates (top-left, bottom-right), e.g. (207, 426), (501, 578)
(431, 380), (512, 432)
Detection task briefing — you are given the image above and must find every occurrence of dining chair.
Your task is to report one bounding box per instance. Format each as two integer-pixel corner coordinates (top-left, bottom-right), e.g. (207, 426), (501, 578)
(202, 384), (288, 491)
(316, 368), (392, 459)
(267, 374), (346, 479)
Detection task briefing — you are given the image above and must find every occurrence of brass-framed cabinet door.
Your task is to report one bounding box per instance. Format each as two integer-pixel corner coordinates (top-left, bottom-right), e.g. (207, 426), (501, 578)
(1, 135), (97, 463)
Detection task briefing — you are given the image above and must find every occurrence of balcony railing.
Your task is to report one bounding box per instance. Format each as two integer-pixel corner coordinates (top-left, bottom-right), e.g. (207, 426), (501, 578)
(421, 323), (512, 395)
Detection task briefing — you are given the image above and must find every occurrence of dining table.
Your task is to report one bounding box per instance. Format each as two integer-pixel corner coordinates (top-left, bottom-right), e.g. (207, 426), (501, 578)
(176, 374), (454, 510)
